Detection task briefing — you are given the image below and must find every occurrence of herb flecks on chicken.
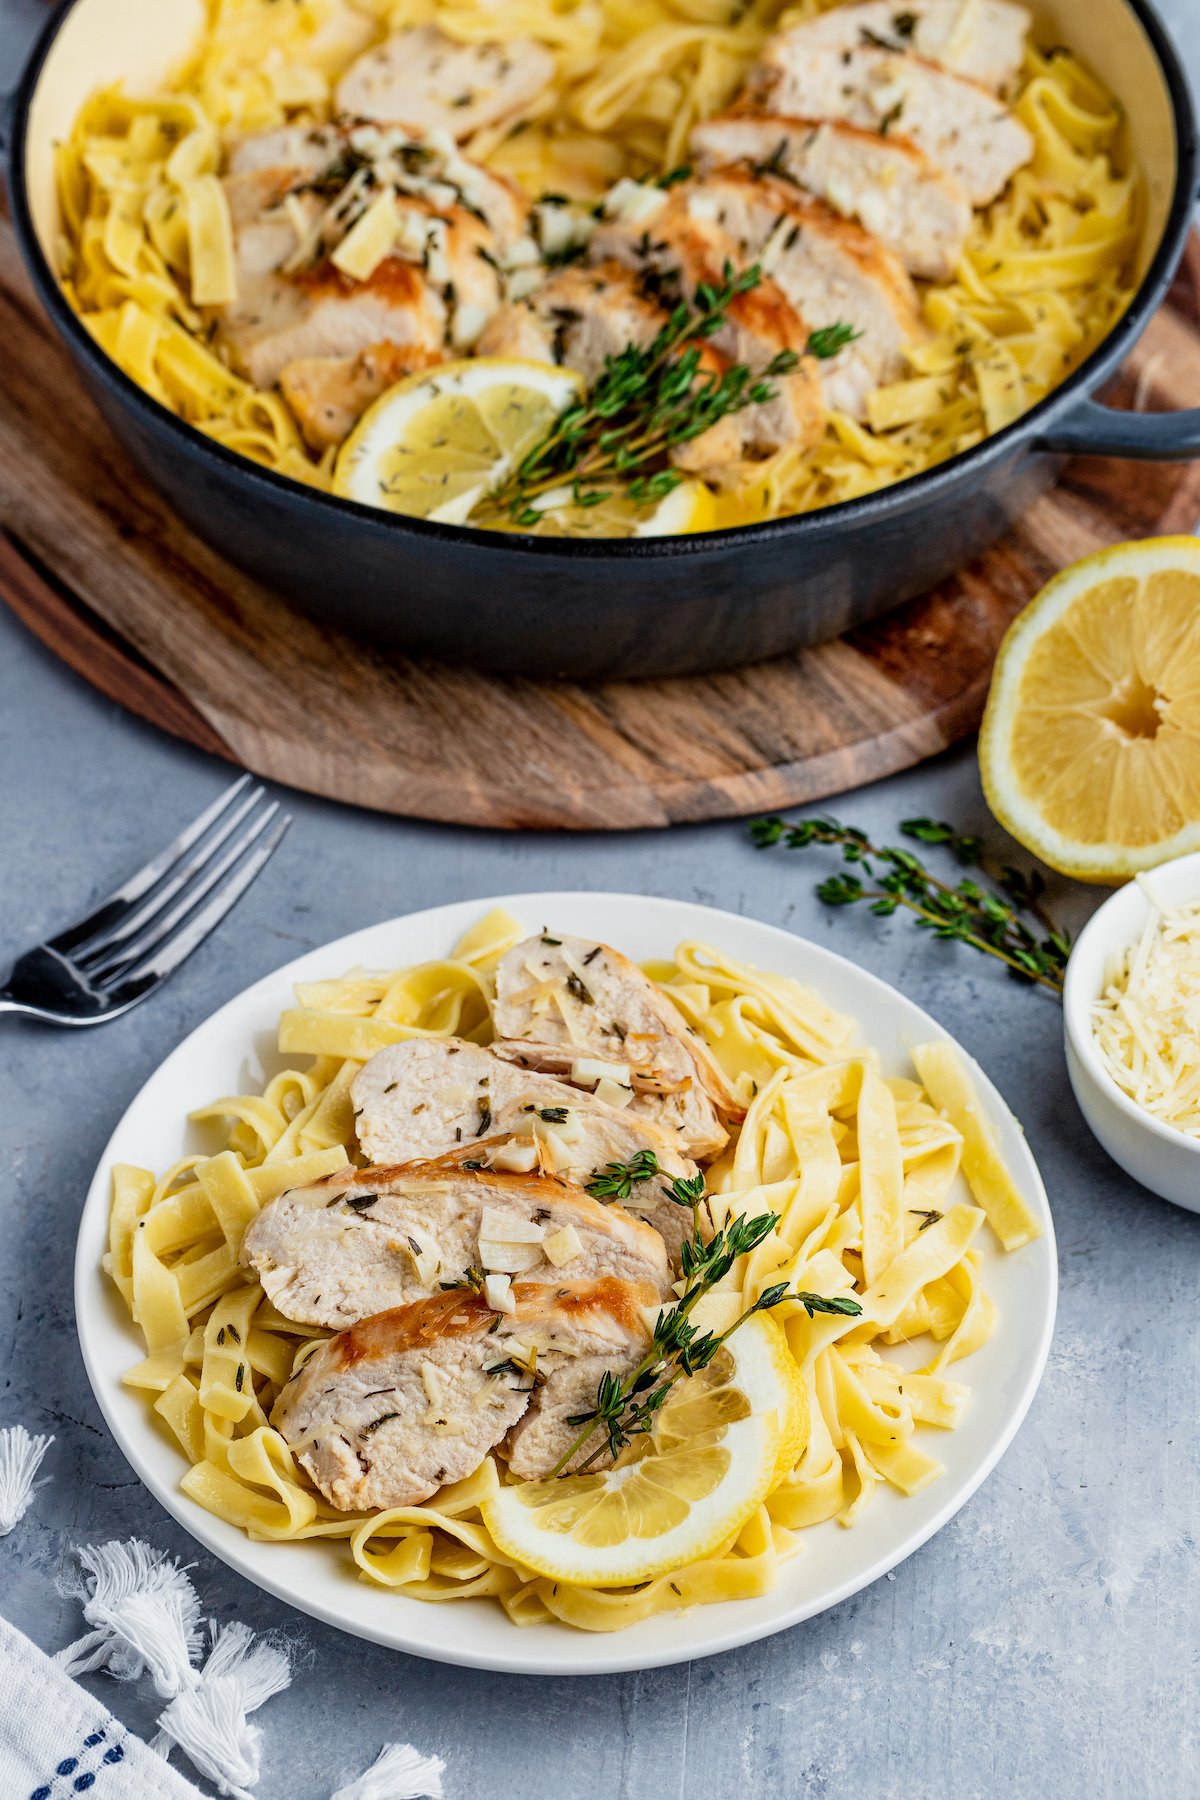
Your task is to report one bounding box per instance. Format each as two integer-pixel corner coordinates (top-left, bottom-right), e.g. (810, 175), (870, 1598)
(486, 264), (853, 525)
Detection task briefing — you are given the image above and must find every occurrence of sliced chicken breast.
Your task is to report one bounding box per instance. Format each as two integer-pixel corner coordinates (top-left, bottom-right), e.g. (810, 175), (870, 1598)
(477, 260), (664, 378)
(691, 112), (972, 280)
(769, 0), (1031, 97)
(279, 340), (441, 451)
(350, 1037), (701, 1263)
(477, 260), (750, 471)
(272, 1278), (655, 1510)
(226, 123), (346, 181)
(240, 1161), (671, 1327)
(492, 934), (743, 1161)
(587, 200), (825, 462)
(335, 25), (556, 142)
(748, 43), (1032, 205)
(677, 169), (922, 417)
(216, 124), (525, 387)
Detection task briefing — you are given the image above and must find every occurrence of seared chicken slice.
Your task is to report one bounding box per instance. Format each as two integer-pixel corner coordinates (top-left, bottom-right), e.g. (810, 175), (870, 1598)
(477, 260), (748, 470)
(240, 1161), (671, 1327)
(477, 260), (664, 378)
(225, 123), (347, 181)
(676, 169), (922, 418)
(350, 1037), (701, 1263)
(335, 24), (556, 142)
(216, 124), (526, 387)
(691, 112), (972, 280)
(748, 43), (1032, 205)
(589, 192), (825, 461)
(279, 340), (441, 451)
(272, 1278), (655, 1510)
(492, 934), (743, 1161)
(769, 0), (1031, 97)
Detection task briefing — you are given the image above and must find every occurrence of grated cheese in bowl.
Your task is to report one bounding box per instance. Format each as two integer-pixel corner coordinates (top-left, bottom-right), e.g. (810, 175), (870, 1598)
(1090, 877), (1200, 1139)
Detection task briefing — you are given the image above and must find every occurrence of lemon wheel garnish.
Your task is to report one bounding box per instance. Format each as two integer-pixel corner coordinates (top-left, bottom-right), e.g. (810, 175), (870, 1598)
(980, 536), (1200, 882)
(333, 356), (715, 537)
(333, 358), (585, 526)
(482, 1314), (802, 1588)
(505, 475), (717, 539)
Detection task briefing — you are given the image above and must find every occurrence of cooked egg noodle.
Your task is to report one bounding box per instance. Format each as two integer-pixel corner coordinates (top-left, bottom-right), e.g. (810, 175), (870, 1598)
(58, 0), (1137, 525)
(108, 908), (1038, 1629)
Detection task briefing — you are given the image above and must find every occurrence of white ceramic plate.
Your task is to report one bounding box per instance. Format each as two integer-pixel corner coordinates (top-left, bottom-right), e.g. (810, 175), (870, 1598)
(76, 892), (1056, 1675)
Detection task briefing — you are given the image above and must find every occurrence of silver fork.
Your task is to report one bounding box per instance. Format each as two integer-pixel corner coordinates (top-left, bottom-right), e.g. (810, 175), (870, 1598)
(0, 775), (292, 1026)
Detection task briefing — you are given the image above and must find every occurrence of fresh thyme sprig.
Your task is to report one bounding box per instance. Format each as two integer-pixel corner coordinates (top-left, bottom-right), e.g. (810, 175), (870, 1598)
(749, 814), (1070, 996)
(665, 1171), (707, 1250)
(550, 1199), (863, 1477)
(487, 264), (857, 526)
(587, 1149), (660, 1200)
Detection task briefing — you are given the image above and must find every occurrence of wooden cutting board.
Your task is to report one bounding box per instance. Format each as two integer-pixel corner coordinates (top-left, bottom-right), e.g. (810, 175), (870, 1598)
(3, 214), (1199, 831)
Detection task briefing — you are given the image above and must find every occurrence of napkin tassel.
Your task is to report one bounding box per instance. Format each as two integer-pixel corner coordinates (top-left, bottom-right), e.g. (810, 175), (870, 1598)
(0, 1425), (54, 1534)
(151, 1619), (292, 1800)
(331, 1742), (447, 1800)
(56, 1537), (202, 1695)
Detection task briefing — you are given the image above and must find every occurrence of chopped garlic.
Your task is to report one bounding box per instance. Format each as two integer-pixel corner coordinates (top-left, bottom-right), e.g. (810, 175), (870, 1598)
(480, 1240), (543, 1274)
(399, 1228), (441, 1288)
(543, 1109), (582, 1144)
(571, 1056), (632, 1088)
(603, 178), (668, 226)
(452, 301), (490, 348)
(686, 191), (723, 225)
(594, 1077), (634, 1110)
(484, 1272), (515, 1313)
(485, 1138), (540, 1174)
(1091, 881), (1200, 1139)
(330, 186), (397, 281)
(420, 1360), (444, 1408)
(543, 1224), (584, 1268)
(393, 205), (432, 262)
(533, 200), (594, 258)
(480, 1207), (545, 1243)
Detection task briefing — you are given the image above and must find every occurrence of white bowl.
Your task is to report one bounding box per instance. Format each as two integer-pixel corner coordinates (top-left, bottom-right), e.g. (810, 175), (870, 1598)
(1063, 850), (1200, 1212)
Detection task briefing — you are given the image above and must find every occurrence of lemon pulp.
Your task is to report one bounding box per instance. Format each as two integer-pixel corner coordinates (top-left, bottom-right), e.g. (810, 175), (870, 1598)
(482, 1314), (803, 1587)
(980, 537), (1200, 881)
(333, 356), (715, 537)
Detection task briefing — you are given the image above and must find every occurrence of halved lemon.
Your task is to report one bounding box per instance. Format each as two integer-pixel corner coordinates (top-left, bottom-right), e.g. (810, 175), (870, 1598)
(482, 1314), (803, 1588)
(333, 358), (584, 526)
(332, 357), (714, 537)
(980, 536), (1200, 882)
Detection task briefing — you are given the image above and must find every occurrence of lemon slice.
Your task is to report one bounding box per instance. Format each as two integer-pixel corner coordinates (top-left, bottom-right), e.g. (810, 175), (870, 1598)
(482, 1314), (802, 1588)
(509, 475), (716, 539)
(980, 536), (1200, 882)
(333, 358), (584, 526)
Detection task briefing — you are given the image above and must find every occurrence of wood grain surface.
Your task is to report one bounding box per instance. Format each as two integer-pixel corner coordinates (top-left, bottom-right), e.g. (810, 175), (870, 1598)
(3, 216), (1199, 831)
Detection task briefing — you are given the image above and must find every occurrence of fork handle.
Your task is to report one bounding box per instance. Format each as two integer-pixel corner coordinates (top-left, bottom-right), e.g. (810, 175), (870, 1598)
(0, 988), (55, 1022)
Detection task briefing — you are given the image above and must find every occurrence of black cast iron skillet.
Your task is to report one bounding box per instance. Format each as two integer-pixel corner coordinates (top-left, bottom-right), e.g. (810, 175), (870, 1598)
(7, 0), (1200, 680)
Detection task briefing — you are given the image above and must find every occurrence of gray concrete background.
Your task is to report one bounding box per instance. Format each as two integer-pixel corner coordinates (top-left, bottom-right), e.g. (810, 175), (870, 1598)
(2, 4), (1198, 1795)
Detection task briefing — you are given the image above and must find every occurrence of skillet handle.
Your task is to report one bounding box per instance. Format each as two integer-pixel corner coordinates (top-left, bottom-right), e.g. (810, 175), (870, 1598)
(1035, 397), (1200, 460)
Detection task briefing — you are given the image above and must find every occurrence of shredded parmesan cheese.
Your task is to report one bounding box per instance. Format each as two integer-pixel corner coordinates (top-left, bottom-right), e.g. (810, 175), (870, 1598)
(1090, 879), (1200, 1138)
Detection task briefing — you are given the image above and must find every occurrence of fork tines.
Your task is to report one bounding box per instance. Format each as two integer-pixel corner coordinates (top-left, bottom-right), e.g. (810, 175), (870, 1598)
(51, 775), (290, 992)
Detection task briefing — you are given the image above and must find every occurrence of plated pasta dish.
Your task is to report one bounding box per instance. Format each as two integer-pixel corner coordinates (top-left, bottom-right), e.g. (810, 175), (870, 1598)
(57, 0), (1139, 536)
(106, 910), (1041, 1630)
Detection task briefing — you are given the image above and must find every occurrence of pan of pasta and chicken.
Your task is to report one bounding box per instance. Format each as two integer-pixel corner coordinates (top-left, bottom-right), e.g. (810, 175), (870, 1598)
(6, 0), (1199, 678)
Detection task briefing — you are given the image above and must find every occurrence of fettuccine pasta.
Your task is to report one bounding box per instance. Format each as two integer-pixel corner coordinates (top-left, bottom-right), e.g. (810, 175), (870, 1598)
(106, 908), (1041, 1630)
(55, 0), (1138, 523)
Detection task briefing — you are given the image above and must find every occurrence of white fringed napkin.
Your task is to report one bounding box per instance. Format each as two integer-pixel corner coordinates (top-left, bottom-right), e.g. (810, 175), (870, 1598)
(0, 1613), (203, 1800)
(0, 1424), (447, 1799)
